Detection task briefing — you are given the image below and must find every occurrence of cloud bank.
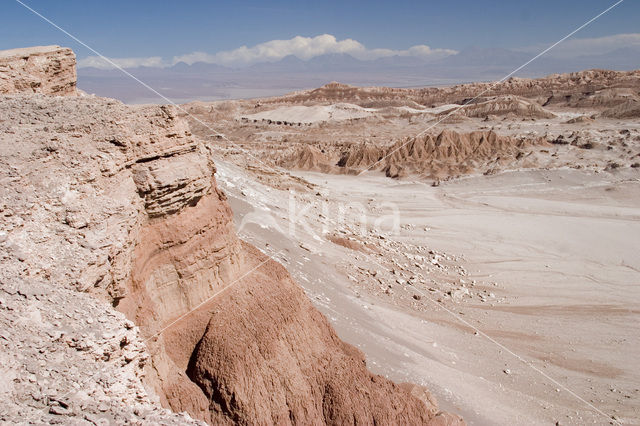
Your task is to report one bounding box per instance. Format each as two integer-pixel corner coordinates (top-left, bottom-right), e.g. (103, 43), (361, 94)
(78, 34), (457, 69)
(172, 34), (457, 66)
(77, 32), (640, 70)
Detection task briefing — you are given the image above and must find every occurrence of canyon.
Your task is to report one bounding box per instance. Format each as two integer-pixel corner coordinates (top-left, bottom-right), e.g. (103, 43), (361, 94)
(181, 64), (639, 425)
(0, 45), (462, 425)
(2, 43), (639, 425)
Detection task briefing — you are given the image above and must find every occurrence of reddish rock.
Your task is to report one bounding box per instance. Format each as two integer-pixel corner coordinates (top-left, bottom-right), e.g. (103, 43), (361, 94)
(185, 245), (463, 425)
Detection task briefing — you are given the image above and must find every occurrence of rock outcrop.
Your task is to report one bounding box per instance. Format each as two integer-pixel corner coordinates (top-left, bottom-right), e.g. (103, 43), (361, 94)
(0, 94), (200, 424)
(337, 143), (385, 170)
(447, 95), (556, 119)
(381, 130), (540, 178)
(1, 46), (463, 425)
(0, 91), (242, 422)
(600, 98), (640, 119)
(0, 45), (76, 95)
(280, 129), (544, 178)
(548, 87), (639, 109)
(278, 145), (335, 172)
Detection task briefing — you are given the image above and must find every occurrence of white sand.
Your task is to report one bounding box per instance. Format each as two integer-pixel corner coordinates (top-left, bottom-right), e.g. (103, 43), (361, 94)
(217, 160), (640, 425)
(240, 103), (375, 124)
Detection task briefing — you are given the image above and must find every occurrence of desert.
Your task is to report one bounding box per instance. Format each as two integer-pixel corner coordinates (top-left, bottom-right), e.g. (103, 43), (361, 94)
(181, 70), (640, 425)
(1, 9), (639, 425)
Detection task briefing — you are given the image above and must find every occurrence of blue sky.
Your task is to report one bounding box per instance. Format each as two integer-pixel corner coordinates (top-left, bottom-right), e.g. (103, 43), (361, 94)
(1, 0), (639, 63)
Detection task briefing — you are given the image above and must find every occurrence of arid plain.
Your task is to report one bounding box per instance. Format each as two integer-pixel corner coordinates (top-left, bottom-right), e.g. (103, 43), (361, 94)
(1, 45), (638, 425)
(185, 72), (640, 425)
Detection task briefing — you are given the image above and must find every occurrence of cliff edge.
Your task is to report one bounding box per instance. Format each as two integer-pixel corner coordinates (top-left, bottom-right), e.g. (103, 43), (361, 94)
(0, 45), (76, 96)
(0, 46), (463, 425)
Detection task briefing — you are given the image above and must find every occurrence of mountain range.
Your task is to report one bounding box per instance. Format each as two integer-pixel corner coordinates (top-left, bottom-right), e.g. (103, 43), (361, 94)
(77, 46), (640, 103)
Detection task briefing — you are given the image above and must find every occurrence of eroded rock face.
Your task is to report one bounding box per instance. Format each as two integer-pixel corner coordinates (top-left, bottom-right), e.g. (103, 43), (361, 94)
(279, 129), (544, 178)
(0, 92), (242, 424)
(1, 47), (463, 425)
(0, 45), (77, 95)
(186, 244), (463, 426)
(131, 146), (213, 218)
(381, 130), (542, 178)
(449, 95), (557, 119)
(118, 113), (462, 423)
(0, 95), (202, 424)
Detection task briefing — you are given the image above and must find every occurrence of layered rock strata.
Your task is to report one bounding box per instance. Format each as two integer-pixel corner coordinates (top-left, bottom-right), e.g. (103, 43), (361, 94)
(0, 45), (77, 96)
(0, 46), (463, 425)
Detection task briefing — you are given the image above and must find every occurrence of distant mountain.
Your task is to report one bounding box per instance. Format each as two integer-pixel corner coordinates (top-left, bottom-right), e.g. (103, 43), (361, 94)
(305, 53), (366, 70)
(76, 47), (639, 104)
(248, 55), (309, 73)
(249, 53), (372, 73)
(372, 55), (434, 67)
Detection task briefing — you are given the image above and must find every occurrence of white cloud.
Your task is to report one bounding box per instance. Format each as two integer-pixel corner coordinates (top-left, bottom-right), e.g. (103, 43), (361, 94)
(78, 34), (456, 69)
(77, 55), (167, 70)
(519, 33), (640, 58)
(172, 34), (457, 66)
(78, 33), (640, 69)
(77, 32), (640, 70)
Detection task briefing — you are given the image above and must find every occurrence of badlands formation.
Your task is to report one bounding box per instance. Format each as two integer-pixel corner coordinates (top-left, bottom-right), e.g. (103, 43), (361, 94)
(0, 46), (461, 425)
(185, 69), (640, 424)
(189, 71), (640, 181)
(1, 44), (639, 426)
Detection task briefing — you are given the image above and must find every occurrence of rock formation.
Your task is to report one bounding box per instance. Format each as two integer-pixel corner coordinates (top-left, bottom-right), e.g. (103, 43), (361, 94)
(262, 70), (640, 109)
(0, 45), (76, 96)
(0, 45), (463, 425)
(336, 143), (385, 170)
(186, 244), (461, 425)
(0, 94), (199, 424)
(278, 129), (544, 178)
(446, 95), (556, 119)
(380, 130), (541, 178)
(279, 144), (335, 172)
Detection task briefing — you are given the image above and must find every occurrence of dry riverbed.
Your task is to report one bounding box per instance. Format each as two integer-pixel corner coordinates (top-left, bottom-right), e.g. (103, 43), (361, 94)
(216, 160), (639, 425)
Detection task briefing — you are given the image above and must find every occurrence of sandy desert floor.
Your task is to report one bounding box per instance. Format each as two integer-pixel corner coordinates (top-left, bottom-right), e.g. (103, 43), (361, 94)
(214, 160), (639, 425)
(181, 73), (640, 424)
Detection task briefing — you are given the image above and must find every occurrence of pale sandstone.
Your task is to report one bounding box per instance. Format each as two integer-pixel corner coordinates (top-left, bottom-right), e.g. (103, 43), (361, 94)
(0, 47), (462, 425)
(0, 45), (76, 95)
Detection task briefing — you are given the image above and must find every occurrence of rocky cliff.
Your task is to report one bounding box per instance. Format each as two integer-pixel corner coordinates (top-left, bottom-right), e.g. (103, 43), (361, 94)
(0, 45), (77, 96)
(0, 93), (200, 424)
(0, 46), (462, 425)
